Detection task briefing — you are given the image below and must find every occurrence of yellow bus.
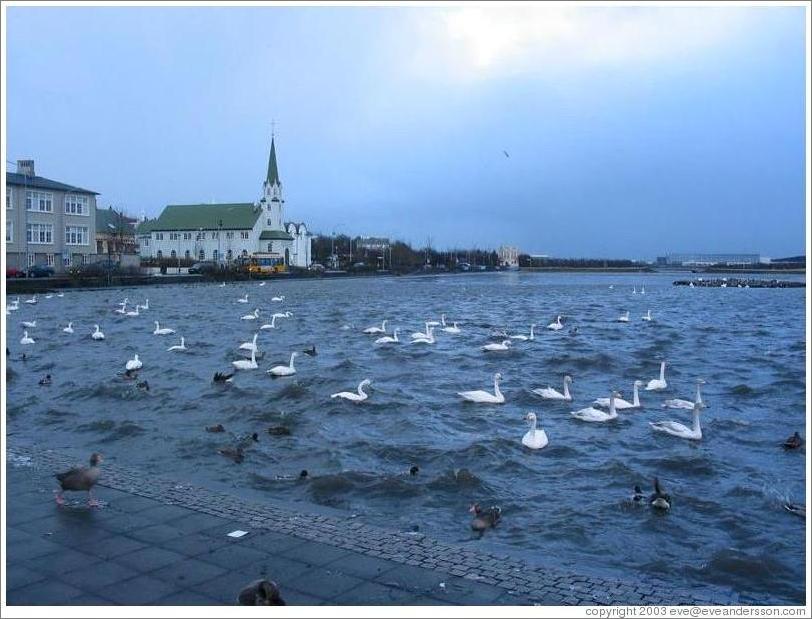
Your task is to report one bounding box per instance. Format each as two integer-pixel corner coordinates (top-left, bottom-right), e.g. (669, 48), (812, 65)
(247, 253), (287, 274)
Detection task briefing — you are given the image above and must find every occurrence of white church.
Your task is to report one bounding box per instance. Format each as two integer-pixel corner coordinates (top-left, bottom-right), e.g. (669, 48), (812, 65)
(137, 136), (311, 268)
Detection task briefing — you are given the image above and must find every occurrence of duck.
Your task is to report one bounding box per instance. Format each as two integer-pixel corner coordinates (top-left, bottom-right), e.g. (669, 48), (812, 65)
(302, 345), (317, 357)
(533, 375), (573, 401)
(167, 337), (187, 352)
(237, 294), (249, 303)
(239, 333), (259, 352)
(54, 453), (103, 507)
(241, 309), (260, 321)
(331, 378), (372, 402)
(259, 316), (279, 330)
(783, 432), (804, 450)
(39, 374), (52, 386)
(482, 339), (511, 352)
(153, 321), (175, 335)
(409, 465), (420, 476)
(125, 354), (142, 371)
(469, 504), (501, 532)
(571, 391), (620, 422)
(663, 379), (706, 410)
(441, 322), (461, 334)
(617, 311), (630, 323)
(232, 347), (258, 370)
(237, 579), (286, 606)
(784, 503), (806, 519)
(206, 424), (226, 433)
(363, 320), (388, 335)
(136, 380), (150, 392)
(547, 315), (564, 330)
(649, 478), (671, 510)
(63, 322), (74, 334)
(650, 401), (703, 440)
(510, 324), (536, 341)
(458, 373), (504, 404)
(20, 331), (35, 345)
(375, 329), (399, 345)
(632, 485), (645, 503)
(642, 309), (653, 322)
(645, 361), (668, 390)
(271, 295), (285, 302)
(521, 412), (548, 450)
(21, 320), (36, 328)
(268, 425), (292, 436)
(213, 371), (234, 383)
(595, 380), (642, 409)
(568, 326), (579, 336)
(267, 352), (298, 377)
(91, 324), (105, 340)
(218, 445), (245, 464)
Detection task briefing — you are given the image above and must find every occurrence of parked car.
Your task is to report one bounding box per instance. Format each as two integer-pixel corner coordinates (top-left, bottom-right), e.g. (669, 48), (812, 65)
(27, 265), (55, 278)
(6, 266), (26, 278)
(188, 261), (219, 274)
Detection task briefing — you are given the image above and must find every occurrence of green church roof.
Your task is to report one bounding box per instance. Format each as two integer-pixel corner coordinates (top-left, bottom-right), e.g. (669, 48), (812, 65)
(151, 203), (260, 231)
(259, 229), (293, 241)
(266, 138), (281, 186)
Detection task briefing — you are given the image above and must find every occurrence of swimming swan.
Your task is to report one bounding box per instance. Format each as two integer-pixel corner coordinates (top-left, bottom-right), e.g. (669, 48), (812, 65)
(522, 412), (548, 450)
(260, 316), (279, 330)
(645, 361), (668, 391)
(237, 294), (249, 303)
(241, 309), (260, 320)
(642, 310), (653, 321)
(426, 314), (445, 328)
(125, 306), (140, 317)
(410, 322), (431, 339)
(482, 340), (511, 352)
(91, 325), (105, 340)
(595, 380), (642, 409)
(442, 322), (461, 334)
(125, 354), (142, 371)
(268, 352), (298, 377)
(20, 330), (35, 345)
(364, 320), (387, 335)
(375, 329), (399, 345)
(63, 322), (74, 334)
(510, 324), (536, 341)
(571, 392), (620, 422)
(239, 333), (259, 352)
(331, 378), (372, 402)
(663, 379), (705, 410)
(25, 295), (38, 305)
(232, 347), (258, 370)
(22, 320), (36, 328)
(617, 311), (630, 323)
(411, 327), (436, 345)
(271, 295), (285, 302)
(650, 402), (703, 440)
(167, 337), (187, 352)
(458, 373), (504, 404)
(153, 321), (175, 335)
(547, 315), (564, 330)
(533, 375), (573, 401)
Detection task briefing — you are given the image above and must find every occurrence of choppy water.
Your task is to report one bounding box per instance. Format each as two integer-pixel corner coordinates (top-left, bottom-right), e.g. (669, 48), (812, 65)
(5, 273), (807, 603)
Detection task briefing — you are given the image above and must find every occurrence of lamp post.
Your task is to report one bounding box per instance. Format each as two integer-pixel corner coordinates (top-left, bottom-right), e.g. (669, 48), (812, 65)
(218, 219), (223, 267)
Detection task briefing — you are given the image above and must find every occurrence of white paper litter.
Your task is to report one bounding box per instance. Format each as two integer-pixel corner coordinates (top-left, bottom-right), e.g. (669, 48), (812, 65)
(227, 530), (248, 538)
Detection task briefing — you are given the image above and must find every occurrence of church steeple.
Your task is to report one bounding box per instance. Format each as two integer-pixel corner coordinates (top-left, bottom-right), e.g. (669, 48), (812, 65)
(266, 136), (280, 186)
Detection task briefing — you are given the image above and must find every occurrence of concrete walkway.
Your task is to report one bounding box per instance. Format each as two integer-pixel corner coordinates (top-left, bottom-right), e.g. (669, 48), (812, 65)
(4, 446), (732, 606)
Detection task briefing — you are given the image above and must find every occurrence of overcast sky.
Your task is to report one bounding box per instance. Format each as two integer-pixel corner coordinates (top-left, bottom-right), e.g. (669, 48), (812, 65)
(5, 5), (807, 258)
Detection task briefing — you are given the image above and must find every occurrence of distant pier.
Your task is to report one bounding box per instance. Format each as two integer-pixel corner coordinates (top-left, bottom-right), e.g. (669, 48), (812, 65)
(673, 278), (804, 288)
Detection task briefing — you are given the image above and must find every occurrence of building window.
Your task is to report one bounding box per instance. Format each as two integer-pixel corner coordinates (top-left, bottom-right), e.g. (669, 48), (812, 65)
(6, 187), (12, 209)
(25, 191), (53, 212)
(157, 250), (163, 259)
(46, 253), (55, 266)
(170, 250), (177, 258)
(142, 238), (149, 246)
(196, 232), (205, 241)
(199, 249), (205, 260)
(226, 232), (233, 239)
(169, 232), (180, 240)
(226, 249), (233, 260)
(242, 249), (248, 257)
(184, 250), (190, 259)
(267, 219), (272, 226)
(211, 232), (218, 239)
(240, 231), (249, 240)
(267, 243), (272, 252)
(5, 220), (12, 242)
(213, 249), (219, 261)
(27, 254), (36, 267)
(64, 194), (89, 215)
(183, 232), (192, 240)
(155, 232), (164, 240)
(26, 223), (54, 244)
(65, 225), (89, 245)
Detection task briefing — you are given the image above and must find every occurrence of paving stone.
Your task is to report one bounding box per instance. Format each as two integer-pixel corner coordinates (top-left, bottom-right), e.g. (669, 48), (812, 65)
(6, 579), (84, 605)
(153, 590), (221, 605)
(333, 580), (418, 604)
(161, 532), (231, 557)
(324, 553), (399, 580)
(23, 549), (100, 576)
(196, 542), (271, 569)
(127, 523), (186, 545)
(60, 561), (140, 589)
(294, 567), (365, 600)
(97, 574), (179, 604)
(5, 564), (49, 590)
(82, 535), (149, 560)
(151, 558), (230, 588)
(165, 512), (234, 534)
(116, 546), (187, 572)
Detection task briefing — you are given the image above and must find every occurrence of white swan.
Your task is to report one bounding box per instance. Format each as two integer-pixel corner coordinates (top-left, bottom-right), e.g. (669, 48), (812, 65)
(22, 320), (36, 328)
(410, 322), (431, 340)
(364, 320), (387, 335)
(482, 339), (511, 352)
(458, 373), (504, 404)
(663, 379), (705, 410)
(125, 306), (140, 317)
(237, 294), (249, 303)
(632, 287), (637, 295)
(240, 333), (260, 352)
(63, 322), (74, 334)
(25, 295), (38, 304)
(426, 314), (445, 327)
(258, 282), (266, 286)
(547, 315), (563, 330)
(617, 311), (630, 323)
(115, 300), (127, 314)
(375, 329), (399, 345)
(331, 378), (372, 402)
(441, 322), (461, 334)
(411, 326), (435, 344)
(272, 311), (293, 320)
(57, 293), (64, 298)
(641, 286), (646, 295)
(510, 324), (536, 341)
(571, 392), (620, 422)
(650, 402), (703, 440)
(268, 352), (298, 377)
(271, 295), (285, 302)
(595, 380), (642, 409)
(91, 325), (105, 340)
(532, 375), (573, 401)
(153, 321), (175, 335)
(125, 354), (142, 371)
(522, 412), (548, 450)
(167, 337), (187, 352)
(20, 330), (35, 345)
(642, 310), (653, 321)
(232, 347), (258, 370)
(137, 299), (149, 311)
(45, 294), (53, 299)
(645, 361), (668, 391)
(260, 316), (279, 330)
(241, 308), (260, 321)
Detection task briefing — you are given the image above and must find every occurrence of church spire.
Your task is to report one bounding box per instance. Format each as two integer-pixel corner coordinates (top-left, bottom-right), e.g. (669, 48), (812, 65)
(266, 135), (280, 186)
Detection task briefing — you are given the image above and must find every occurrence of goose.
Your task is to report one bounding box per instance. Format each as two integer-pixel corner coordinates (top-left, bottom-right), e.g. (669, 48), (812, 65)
(510, 324), (536, 341)
(125, 354), (142, 371)
(645, 361), (668, 390)
(410, 322), (432, 339)
(642, 309), (653, 321)
(595, 380), (642, 409)
(411, 326), (435, 345)
(469, 504), (501, 532)
(267, 352), (298, 377)
(237, 294), (249, 303)
(167, 337), (187, 352)
(20, 331), (35, 345)
(271, 295), (285, 302)
(571, 391), (620, 422)
(232, 347), (258, 370)
(21, 320), (36, 328)
(91, 325), (105, 340)
(663, 379), (705, 409)
(125, 306), (140, 317)
(54, 453), (103, 507)
(364, 320), (387, 335)
(533, 375), (573, 401)
(259, 316), (279, 330)
(442, 322), (461, 334)
(650, 402), (703, 440)
(547, 315), (564, 330)
(617, 311), (630, 323)
(458, 373), (504, 404)
(62, 322), (74, 334)
(239, 333), (260, 352)
(375, 329), (399, 345)
(153, 321), (175, 335)
(331, 378), (372, 402)
(482, 339), (511, 352)
(237, 579), (285, 606)
(241, 308), (260, 321)
(783, 432), (804, 450)
(521, 412), (548, 450)
(649, 478), (671, 510)
(25, 295), (38, 304)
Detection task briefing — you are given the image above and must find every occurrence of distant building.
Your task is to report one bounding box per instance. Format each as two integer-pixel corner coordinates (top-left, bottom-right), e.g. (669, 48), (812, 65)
(357, 236), (390, 251)
(662, 253), (761, 266)
(498, 245), (520, 268)
(95, 207), (139, 266)
(6, 160), (99, 272)
(137, 136), (311, 267)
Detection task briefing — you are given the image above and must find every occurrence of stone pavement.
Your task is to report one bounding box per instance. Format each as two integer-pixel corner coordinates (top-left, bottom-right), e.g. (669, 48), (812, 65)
(4, 446), (735, 606)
